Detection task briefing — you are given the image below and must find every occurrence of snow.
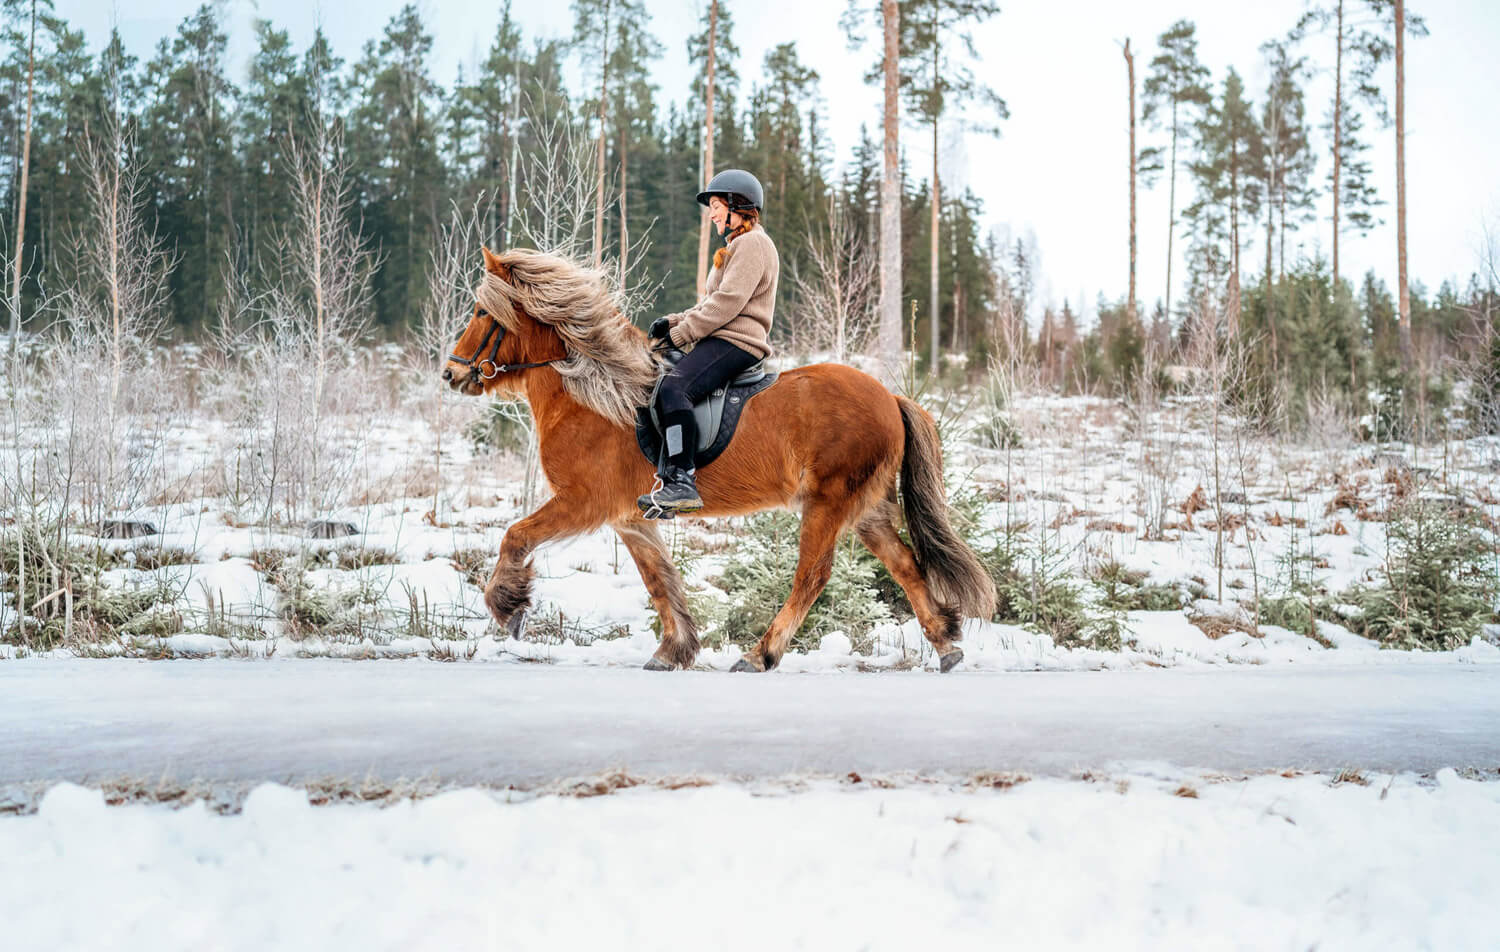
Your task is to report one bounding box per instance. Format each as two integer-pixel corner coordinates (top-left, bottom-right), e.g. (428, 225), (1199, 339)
(5, 390), (1495, 672)
(2, 769), (1498, 951)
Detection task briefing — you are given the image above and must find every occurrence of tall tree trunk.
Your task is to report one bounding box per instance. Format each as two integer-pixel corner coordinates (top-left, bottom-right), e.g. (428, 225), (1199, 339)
(877, 0), (902, 373)
(1165, 99), (1178, 320)
(506, 59), (520, 244)
(1394, 0), (1413, 371)
(1332, 0), (1344, 287)
(9, 0), (35, 362)
(1124, 39), (1137, 323)
(593, 0), (612, 269)
(949, 219), (961, 352)
(930, 116), (940, 372)
(1228, 137), (1241, 336)
(1279, 190), (1288, 284)
(1266, 187), (1279, 372)
(695, 0), (718, 295)
(928, 20), (940, 374)
(619, 118), (629, 290)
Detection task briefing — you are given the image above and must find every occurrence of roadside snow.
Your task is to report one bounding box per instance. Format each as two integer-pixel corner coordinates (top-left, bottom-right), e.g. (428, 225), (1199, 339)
(2, 770), (1497, 951)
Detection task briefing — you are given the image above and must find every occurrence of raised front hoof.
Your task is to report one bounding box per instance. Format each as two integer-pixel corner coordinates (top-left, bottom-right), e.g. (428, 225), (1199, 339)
(643, 657), (676, 672)
(939, 648), (965, 673)
(505, 609), (529, 641)
(730, 657), (766, 673)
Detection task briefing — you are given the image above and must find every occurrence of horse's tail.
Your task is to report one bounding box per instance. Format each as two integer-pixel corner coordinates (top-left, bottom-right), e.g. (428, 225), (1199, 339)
(895, 396), (997, 621)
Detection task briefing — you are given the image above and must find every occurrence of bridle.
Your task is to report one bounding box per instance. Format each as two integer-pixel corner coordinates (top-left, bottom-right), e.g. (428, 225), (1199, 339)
(447, 308), (559, 380)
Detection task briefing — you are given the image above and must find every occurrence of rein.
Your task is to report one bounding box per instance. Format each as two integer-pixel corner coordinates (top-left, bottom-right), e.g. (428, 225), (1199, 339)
(448, 310), (560, 379)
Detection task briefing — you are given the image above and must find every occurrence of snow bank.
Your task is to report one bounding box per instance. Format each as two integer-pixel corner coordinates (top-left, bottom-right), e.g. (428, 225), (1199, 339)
(2, 770), (1497, 951)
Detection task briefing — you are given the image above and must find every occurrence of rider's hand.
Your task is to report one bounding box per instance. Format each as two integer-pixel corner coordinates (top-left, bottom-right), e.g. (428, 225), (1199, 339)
(648, 317), (671, 340)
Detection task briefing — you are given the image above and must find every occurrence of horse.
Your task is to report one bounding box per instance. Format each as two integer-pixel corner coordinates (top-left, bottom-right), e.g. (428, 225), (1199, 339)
(442, 247), (996, 673)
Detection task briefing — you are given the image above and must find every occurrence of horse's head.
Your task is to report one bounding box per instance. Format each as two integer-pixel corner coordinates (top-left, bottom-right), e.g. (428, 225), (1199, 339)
(442, 247), (564, 396)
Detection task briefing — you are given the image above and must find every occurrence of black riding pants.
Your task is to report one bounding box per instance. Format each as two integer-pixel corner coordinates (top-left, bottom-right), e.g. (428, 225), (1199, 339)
(656, 337), (759, 470)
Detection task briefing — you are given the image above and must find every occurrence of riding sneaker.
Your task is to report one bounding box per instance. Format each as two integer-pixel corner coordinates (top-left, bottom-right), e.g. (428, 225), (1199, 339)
(637, 465), (703, 518)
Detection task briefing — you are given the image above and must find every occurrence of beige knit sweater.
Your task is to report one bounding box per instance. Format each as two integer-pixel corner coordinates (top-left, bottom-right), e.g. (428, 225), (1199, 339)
(666, 225), (779, 359)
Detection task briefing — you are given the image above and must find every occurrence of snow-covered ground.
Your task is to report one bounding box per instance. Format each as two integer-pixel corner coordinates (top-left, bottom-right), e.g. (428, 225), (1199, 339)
(4, 769), (1498, 951)
(4, 385), (1498, 949)
(5, 390), (1497, 669)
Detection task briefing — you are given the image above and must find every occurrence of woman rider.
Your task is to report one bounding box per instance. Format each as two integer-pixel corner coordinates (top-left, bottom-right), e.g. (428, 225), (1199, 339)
(639, 168), (780, 516)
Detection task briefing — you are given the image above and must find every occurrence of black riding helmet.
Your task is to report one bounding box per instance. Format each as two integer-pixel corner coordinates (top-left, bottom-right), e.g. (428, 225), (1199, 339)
(696, 168), (764, 213)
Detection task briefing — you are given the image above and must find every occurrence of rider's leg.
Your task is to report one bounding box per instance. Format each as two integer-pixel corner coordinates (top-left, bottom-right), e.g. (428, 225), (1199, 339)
(641, 339), (759, 515)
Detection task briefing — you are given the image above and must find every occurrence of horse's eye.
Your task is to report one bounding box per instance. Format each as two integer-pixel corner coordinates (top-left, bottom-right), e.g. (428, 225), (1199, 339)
(476, 308), (488, 318)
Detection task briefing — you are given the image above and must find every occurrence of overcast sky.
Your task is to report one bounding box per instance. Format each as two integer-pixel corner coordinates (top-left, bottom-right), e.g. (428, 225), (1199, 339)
(63, 0), (1500, 324)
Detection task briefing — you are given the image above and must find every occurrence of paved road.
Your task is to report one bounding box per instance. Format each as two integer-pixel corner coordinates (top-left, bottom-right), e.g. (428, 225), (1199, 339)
(1, 660), (1496, 785)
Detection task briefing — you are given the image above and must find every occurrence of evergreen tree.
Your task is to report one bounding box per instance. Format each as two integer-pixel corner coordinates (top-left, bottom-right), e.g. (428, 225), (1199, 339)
(239, 19), (308, 275)
(140, 4), (237, 330)
(687, 0), (737, 295)
(1142, 19), (1211, 323)
(1186, 68), (1263, 335)
(605, 6), (661, 287)
(346, 4), (444, 328)
(892, 0), (1006, 366)
(1257, 40), (1316, 366)
(453, 3), (520, 245)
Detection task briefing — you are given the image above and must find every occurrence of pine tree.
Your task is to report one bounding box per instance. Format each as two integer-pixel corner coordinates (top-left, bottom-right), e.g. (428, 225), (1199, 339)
(605, 8), (661, 288)
(891, 0), (1006, 369)
(346, 4), (444, 328)
(450, 5), (521, 243)
(1122, 38), (1138, 323)
(571, 0), (652, 270)
(140, 4), (237, 329)
(1293, 1), (1424, 290)
(1186, 68), (1263, 336)
(841, 0), (907, 373)
(1142, 20), (1211, 323)
(1258, 41), (1316, 368)
(687, 0), (736, 295)
(240, 19), (309, 276)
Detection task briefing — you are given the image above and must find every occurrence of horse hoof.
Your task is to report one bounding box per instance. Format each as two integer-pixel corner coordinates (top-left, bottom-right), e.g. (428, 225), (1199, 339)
(939, 648), (964, 673)
(643, 657), (674, 672)
(730, 658), (763, 673)
(506, 609), (528, 641)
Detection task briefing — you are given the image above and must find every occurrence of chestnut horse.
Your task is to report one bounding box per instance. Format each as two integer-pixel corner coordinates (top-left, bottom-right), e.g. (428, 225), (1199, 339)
(443, 247), (995, 672)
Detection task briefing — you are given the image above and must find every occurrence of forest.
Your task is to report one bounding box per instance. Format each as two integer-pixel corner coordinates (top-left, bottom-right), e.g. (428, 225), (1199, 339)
(0, 0), (1495, 439)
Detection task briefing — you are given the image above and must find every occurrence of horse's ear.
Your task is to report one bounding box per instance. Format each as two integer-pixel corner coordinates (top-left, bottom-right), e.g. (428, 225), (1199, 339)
(481, 246), (503, 274)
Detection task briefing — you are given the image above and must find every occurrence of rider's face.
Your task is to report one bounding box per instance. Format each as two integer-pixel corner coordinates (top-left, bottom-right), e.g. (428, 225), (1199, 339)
(708, 196), (736, 236)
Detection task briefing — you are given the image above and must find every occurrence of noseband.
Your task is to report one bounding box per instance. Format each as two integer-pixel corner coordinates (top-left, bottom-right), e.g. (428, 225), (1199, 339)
(448, 310), (559, 379)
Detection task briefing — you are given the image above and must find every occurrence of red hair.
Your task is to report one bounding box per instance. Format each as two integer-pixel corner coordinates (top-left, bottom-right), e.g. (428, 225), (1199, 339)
(712, 208), (760, 271)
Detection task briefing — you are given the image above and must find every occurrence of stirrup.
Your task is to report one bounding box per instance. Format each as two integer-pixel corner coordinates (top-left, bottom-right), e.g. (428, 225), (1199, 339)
(638, 501), (677, 520)
(637, 473), (679, 520)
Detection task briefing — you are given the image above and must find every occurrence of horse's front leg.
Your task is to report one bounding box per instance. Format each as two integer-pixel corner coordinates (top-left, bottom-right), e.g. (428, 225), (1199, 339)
(484, 494), (604, 636)
(614, 521), (700, 670)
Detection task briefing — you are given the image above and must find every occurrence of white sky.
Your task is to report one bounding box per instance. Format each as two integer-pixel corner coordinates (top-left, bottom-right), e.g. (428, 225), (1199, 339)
(63, 0), (1500, 326)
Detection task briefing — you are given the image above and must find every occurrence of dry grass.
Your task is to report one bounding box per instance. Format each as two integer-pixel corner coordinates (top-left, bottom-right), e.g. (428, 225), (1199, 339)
(1325, 477), (1369, 515)
(965, 770), (1030, 790)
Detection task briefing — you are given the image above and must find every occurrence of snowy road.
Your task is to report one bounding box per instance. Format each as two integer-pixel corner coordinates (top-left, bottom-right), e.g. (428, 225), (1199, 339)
(2, 660), (1497, 784)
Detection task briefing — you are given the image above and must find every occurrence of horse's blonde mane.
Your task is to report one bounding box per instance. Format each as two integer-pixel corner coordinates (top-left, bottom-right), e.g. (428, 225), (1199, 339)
(475, 249), (656, 427)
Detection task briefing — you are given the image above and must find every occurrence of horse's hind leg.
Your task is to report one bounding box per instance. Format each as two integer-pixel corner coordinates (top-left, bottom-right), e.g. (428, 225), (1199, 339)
(855, 498), (965, 672)
(732, 497), (853, 673)
(614, 521), (700, 670)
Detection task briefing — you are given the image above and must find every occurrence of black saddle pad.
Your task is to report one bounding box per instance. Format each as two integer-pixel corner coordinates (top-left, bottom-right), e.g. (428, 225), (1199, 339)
(635, 371), (778, 469)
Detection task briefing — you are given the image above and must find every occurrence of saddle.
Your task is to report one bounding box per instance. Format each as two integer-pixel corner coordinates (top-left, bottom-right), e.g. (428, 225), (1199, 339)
(635, 347), (778, 469)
